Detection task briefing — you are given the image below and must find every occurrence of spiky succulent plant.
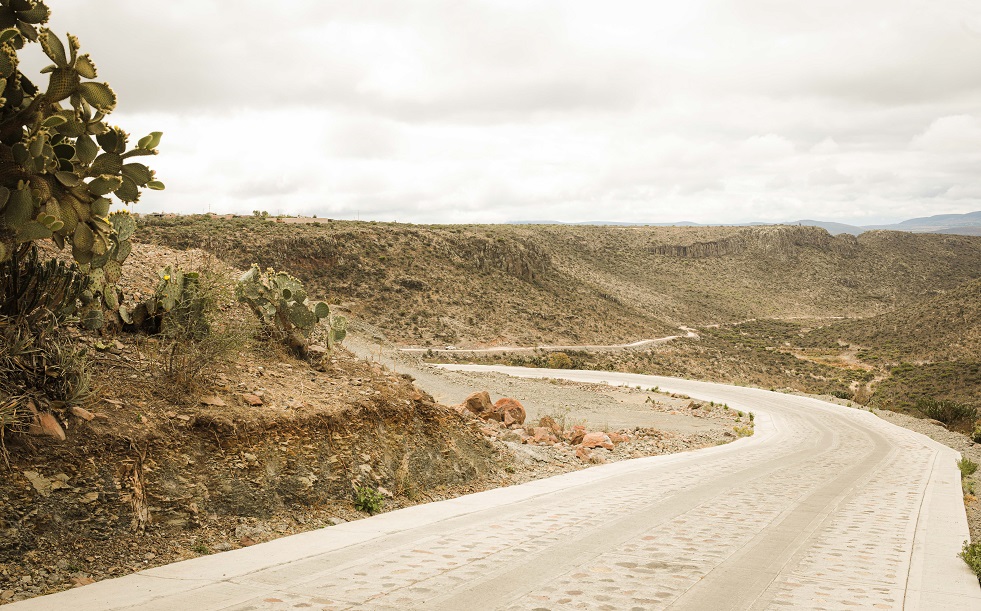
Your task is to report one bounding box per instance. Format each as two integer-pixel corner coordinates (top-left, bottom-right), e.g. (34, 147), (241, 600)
(236, 264), (331, 355)
(0, 0), (163, 268)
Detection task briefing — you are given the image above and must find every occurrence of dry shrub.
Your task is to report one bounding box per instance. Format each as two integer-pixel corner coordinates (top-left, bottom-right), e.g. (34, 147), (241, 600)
(0, 316), (90, 439)
(915, 398), (978, 430)
(0, 245), (93, 459)
(153, 260), (255, 403)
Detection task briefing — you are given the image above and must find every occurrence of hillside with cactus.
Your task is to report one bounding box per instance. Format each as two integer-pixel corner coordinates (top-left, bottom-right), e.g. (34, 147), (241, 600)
(136, 216), (981, 348)
(135, 215), (981, 423)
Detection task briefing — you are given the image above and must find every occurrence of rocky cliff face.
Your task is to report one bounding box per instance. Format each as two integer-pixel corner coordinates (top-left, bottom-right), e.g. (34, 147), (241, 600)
(649, 226), (859, 259)
(450, 236), (551, 283)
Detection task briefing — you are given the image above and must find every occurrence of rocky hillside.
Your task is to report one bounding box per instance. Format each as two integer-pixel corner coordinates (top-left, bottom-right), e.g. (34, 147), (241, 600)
(807, 277), (981, 363)
(136, 216), (981, 348)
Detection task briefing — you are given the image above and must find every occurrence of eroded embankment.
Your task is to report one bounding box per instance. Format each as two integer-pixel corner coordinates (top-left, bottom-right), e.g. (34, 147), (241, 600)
(0, 349), (507, 604)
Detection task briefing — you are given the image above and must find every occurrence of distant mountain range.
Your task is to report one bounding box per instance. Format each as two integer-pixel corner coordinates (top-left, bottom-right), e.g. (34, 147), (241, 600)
(789, 211), (981, 236)
(515, 210), (981, 236)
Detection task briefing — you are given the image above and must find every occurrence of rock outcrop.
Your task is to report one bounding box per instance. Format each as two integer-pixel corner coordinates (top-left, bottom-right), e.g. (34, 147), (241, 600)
(493, 398), (527, 426)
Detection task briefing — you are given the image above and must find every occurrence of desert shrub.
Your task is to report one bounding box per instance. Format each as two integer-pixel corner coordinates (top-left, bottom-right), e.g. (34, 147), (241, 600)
(830, 389), (852, 400)
(961, 541), (981, 582)
(973, 421), (981, 444)
(0, 315), (89, 438)
(0, 245), (89, 326)
(958, 457), (979, 479)
(152, 262), (252, 402)
(547, 351), (573, 369)
(353, 485), (383, 515)
(914, 398), (978, 429)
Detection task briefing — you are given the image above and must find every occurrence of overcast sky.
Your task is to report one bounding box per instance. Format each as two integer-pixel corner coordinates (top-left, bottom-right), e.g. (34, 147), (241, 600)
(31, 1), (981, 224)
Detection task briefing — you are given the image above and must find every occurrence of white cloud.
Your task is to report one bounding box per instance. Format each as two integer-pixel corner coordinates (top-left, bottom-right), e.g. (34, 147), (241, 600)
(911, 115), (981, 152)
(28, 0), (981, 224)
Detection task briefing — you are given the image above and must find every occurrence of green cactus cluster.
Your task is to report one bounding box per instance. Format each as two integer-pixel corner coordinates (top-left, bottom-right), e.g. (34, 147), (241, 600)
(114, 265), (204, 336)
(0, 0), (162, 274)
(76, 209), (137, 329)
(236, 264), (331, 354)
(0, 242), (88, 326)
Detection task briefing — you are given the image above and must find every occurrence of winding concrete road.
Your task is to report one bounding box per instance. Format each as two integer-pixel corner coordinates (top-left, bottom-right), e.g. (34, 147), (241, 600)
(397, 329), (699, 355)
(9, 367), (980, 610)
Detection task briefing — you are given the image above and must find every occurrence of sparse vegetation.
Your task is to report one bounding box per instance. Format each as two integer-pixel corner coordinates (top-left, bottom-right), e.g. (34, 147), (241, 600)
(914, 398), (978, 431)
(353, 485), (384, 515)
(959, 457), (979, 479)
(151, 261), (252, 403)
(961, 541), (981, 582)
(0, 246), (91, 447)
(191, 543), (211, 555)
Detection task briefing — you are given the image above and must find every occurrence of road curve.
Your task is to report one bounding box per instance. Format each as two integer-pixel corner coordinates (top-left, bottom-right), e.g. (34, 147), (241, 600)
(397, 333), (697, 355)
(8, 368), (980, 610)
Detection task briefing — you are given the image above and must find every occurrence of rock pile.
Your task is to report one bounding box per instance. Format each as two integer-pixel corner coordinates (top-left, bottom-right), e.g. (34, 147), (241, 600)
(454, 391), (634, 464)
(457, 391), (527, 426)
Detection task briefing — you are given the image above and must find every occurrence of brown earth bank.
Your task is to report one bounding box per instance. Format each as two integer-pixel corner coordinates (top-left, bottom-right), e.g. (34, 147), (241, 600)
(0, 342), (503, 604)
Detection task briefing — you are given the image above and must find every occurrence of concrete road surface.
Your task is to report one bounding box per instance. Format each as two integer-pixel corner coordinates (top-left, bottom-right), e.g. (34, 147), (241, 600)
(9, 368), (981, 610)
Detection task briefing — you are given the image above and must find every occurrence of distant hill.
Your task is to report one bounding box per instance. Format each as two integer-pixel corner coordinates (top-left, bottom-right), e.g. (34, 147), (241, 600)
(935, 226), (981, 236)
(863, 210), (981, 235)
(511, 211), (981, 237)
(809, 277), (981, 363)
(136, 217), (981, 349)
(785, 220), (865, 235)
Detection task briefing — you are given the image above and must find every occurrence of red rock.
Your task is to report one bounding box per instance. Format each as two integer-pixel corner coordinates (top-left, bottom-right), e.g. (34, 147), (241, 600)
(565, 425), (587, 445)
(200, 395), (227, 407)
(71, 406), (96, 421)
(493, 398), (526, 425)
(241, 393), (263, 406)
(575, 446), (593, 462)
(532, 427), (554, 444)
(462, 391), (494, 418)
(539, 415), (563, 436)
(72, 576), (95, 587)
(31, 413), (66, 441)
(580, 432), (614, 450)
(608, 432), (629, 444)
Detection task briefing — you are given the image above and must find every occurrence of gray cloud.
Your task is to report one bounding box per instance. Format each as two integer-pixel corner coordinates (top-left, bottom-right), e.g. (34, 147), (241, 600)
(26, 0), (981, 224)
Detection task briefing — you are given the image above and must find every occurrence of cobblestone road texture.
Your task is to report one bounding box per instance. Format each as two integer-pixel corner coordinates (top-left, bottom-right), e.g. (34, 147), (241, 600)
(8, 368), (981, 610)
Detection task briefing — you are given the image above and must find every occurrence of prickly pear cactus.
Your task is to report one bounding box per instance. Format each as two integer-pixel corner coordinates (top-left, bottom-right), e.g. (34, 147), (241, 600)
(116, 265), (203, 335)
(236, 264), (330, 354)
(149, 265), (185, 315)
(328, 315), (347, 348)
(0, 1), (163, 272)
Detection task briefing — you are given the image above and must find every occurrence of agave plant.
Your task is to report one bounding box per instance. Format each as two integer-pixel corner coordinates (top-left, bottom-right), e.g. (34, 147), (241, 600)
(0, 0), (163, 270)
